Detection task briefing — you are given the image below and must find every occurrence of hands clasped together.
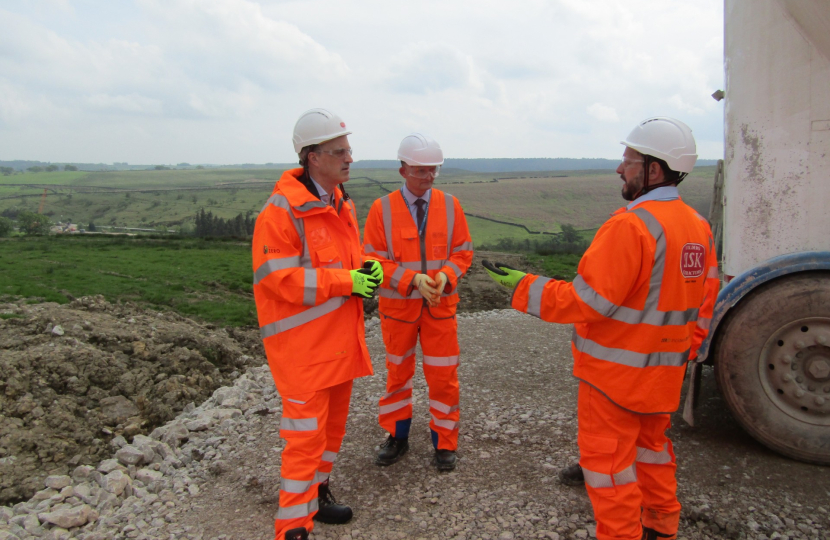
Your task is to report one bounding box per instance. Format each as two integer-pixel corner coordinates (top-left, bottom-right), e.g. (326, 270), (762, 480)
(412, 271), (447, 307)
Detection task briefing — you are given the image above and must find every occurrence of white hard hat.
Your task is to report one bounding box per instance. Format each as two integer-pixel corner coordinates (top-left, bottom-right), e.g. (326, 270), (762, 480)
(621, 117), (698, 173)
(292, 108), (352, 154)
(397, 132), (444, 166)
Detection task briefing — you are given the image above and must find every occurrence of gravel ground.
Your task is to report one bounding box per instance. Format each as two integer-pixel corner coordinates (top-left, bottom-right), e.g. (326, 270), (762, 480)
(2, 309), (829, 540)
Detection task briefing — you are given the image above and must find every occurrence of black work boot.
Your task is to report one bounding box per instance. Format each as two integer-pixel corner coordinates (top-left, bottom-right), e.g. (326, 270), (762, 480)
(375, 435), (409, 466)
(284, 527), (308, 540)
(435, 449), (457, 471)
(313, 480), (353, 525)
(558, 463), (584, 486)
(642, 526), (676, 540)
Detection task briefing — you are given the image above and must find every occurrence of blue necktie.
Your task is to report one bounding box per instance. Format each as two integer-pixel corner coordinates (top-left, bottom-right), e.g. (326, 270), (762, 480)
(414, 199), (426, 235)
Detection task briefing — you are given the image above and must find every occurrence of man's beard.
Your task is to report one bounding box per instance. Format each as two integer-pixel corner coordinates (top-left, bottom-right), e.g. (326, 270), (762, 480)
(620, 171), (643, 201)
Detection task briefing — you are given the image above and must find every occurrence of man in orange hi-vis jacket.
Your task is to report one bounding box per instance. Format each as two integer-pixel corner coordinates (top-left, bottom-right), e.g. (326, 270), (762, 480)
(485, 117), (719, 540)
(252, 108), (383, 540)
(363, 132), (474, 472)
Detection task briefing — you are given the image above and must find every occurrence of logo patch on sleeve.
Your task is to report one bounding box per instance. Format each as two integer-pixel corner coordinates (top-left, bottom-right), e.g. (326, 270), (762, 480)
(680, 243), (705, 278)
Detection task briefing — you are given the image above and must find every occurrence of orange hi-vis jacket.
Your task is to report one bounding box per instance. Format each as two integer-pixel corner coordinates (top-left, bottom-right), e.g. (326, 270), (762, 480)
(512, 197), (719, 414)
(252, 168), (373, 396)
(363, 189), (473, 322)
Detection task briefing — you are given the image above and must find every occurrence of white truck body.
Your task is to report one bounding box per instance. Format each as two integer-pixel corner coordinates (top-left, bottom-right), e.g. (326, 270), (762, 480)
(724, 0), (830, 279)
(702, 0), (830, 464)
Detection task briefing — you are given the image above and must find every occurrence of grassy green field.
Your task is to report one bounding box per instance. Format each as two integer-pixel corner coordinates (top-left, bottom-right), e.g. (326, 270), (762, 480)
(0, 235), (257, 326)
(0, 165), (718, 325)
(0, 165), (716, 241)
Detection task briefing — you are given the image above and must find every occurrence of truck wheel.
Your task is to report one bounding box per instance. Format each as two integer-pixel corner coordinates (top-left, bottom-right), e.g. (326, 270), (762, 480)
(714, 272), (830, 464)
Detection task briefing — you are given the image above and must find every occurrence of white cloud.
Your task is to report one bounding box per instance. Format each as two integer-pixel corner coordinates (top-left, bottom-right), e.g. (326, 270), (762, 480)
(87, 94), (164, 115)
(386, 43), (473, 94)
(0, 0), (725, 163)
(587, 103), (620, 123)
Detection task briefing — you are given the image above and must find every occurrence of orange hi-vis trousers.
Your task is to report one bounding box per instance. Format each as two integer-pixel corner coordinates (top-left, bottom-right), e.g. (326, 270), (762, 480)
(378, 310), (460, 451)
(577, 383), (681, 540)
(274, 380), (352, 539)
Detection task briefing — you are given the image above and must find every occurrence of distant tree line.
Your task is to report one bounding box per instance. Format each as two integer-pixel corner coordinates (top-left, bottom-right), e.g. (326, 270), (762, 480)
(0, 211), (51, 236)
(22, 164), (77, 173)
(193, 209), (255, 238)
(478, 224), (589, 255)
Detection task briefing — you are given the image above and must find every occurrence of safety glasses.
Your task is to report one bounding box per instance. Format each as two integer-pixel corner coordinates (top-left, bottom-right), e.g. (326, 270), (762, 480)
(316, 147), (353, 160)
(407, 165), (441, 179)
(619, 158), (644, 168)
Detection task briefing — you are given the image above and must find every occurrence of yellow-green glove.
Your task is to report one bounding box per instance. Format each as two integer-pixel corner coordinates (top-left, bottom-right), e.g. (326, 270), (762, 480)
(482, 260), (527, 289)
(350, 267), (381, 299)
(363, 259), (383, 281)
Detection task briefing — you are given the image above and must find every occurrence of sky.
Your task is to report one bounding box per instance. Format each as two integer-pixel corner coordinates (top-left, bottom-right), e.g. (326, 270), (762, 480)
(0, 0), (725, 165)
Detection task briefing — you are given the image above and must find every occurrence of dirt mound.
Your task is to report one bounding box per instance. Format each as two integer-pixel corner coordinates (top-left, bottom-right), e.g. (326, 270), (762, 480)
(0, 296), (264, 505)
(0, 251), (538, 506)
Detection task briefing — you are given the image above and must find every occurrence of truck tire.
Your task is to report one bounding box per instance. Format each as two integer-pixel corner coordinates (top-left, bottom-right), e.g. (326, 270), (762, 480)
(714, 272), (830, 464)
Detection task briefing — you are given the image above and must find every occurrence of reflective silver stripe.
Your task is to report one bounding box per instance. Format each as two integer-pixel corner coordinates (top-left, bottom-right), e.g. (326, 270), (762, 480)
(696, 317), (711, 331)
(321, 450), (337, 463)
(574, 333), (689, 368)
(402, 260), (444, 271)
(445, 194), (455, 258)
(452, 241), (473, 253)
(314, 471), (330, 484)
(632, 208), (666, 320)
(429, 399), (459, 414)
(276, 498), (318, 521)
(303, 269), (317, 306)
(298, 226), (311, 268)
(365, 244), (390, 258)
(262, 193), (291, 214)
(423, 355), (459, 367)
(445, 261), (462, 280)
(707, 266), (719, 279)
(294, 200), (327, 212)
(380, 287), (423, 300)
(260, 193), (309, 273)
(386, 347), (416, 365)
(372, 250), (389, 258)
(572, 275), (617, 317)
(430, 414), (459, 430)
(280, 417), (318, 431)
(582, 468), (614, 489)
(636, 444), (672, 465)
(572, 275), (698, 326)
(389, 266), (407, 289)
(527, 277), (552, 318)
(286, 398), (306, 405)
(613, 464), (638, 485)
(260, 297), (346, 338)
(348, 199), (357, 225)
(381, 195), (395, 262)
(253, 256), (302, 285)
(379, 397), (412, 415)
(280, 478), (313, 494)
(318, 261), (343, 269)
(382, 378), (413, 399)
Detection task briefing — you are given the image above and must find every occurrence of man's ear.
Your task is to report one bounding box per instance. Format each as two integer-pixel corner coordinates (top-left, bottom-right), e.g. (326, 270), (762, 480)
(398, 165), (407, 179)
(649, 160), (664, 183)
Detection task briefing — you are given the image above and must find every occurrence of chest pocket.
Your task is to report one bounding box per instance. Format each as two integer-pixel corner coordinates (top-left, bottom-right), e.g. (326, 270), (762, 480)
(431, 231), (447, 260)
(315, 244), (342, 269)
(398, 226), (420, 260)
